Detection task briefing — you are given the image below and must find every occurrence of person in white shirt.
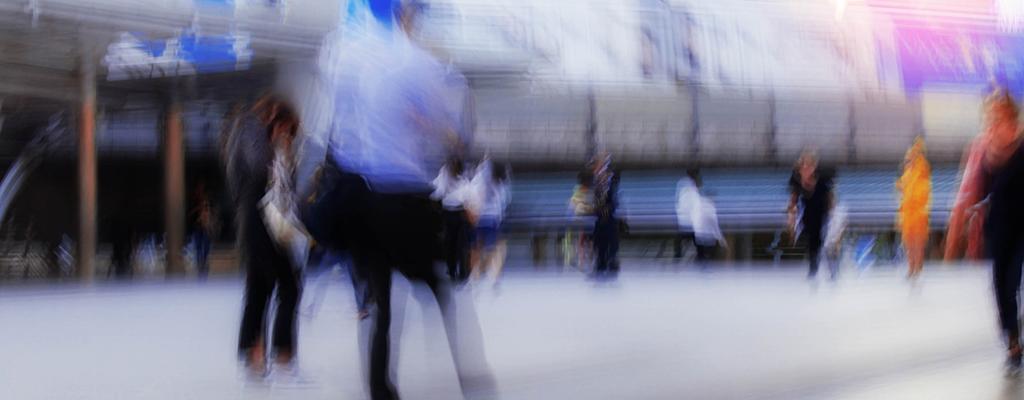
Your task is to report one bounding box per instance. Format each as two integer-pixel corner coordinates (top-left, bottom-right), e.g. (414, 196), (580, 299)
(675, 171), (701, 260)
(431, 156), (472, 283)
(466, 158), (511, 283)
(692, 191), (726, 264)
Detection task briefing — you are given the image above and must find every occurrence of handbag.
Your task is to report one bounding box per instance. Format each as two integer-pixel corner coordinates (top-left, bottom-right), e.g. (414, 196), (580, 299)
(260, 146), (310, 269)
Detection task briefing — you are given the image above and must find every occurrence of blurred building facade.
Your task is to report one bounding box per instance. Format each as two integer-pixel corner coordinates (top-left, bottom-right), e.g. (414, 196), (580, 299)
(0, 0), (1016, 278)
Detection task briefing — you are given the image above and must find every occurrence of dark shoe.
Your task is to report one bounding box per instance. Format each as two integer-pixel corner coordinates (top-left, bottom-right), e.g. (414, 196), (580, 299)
(371, 384), (400, 400)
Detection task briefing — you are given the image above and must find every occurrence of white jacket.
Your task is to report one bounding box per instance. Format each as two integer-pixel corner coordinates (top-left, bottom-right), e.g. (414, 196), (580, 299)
(431, 165), (471, 210)
(692, 196), (724, 246)
(676, 178), (699, 230)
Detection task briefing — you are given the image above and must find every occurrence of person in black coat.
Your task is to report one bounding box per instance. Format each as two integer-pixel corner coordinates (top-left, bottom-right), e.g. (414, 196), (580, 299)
(226, 95), (303, 378)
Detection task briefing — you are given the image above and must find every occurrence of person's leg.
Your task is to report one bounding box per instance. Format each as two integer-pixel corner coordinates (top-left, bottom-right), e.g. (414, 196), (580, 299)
(238, 209), (283, 373)
(491, 234), (507, 285)
(456, 212), (471, 282)
(366, 252), (396, 400)
(827, 247), (840, 280)
(475, 222), (497, 281)
(350, 259), (373, 318)
(443, 210), (460, 281)
(695, 242), (708, 262)
(807, 228), (822, 278)
(271, 252), (302, 364)
(609, 220), (620, 276)
(197, 232), (210, 279)
(238, 262), (274, 370)
(674, 231), (684, 259)
(594, 220), (615, 276)
(992, 236), (1024, 364)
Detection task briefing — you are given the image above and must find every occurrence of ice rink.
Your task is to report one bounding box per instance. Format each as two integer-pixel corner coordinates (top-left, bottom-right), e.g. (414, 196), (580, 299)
(1, 263), (1019, 400)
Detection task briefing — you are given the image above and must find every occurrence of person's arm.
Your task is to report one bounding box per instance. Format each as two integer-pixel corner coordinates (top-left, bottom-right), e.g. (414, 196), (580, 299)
(786, 191), (798, 239)
(945, 141), (984, 260)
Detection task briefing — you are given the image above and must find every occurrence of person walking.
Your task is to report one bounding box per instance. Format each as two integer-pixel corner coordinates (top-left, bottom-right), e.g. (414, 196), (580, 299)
(896, 137), (931, 279)
(591, 154), (621, 280)
(691, 190), (725, 266)
(674, 170), (701, 261)
(316, 1), (494, 398)
(468, 160), (511, 285)
(432, 155), (472, 284)
(191, 182), (217, 280)
(944, 90), (1024, 370)
(226, 95), (306, 382)
(788, 150), (834, 279)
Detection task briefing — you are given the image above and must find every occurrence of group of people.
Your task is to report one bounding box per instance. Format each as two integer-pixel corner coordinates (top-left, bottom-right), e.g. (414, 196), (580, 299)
(944, 89), (1024, 370)
(784, 88), (1024, 371)
(217, 0), (1024, 389)
(784, 138), (931, 282)
(222, 1), (495, 399)
(432, 155), (511, 286)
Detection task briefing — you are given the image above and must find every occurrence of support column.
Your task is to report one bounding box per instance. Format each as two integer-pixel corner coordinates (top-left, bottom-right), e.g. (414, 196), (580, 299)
(164, 98), (185, 276)
(78, 55), (97, 281)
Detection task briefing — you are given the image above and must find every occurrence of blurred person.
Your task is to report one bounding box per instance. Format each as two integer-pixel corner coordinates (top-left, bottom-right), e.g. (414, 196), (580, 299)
(432, 155), (472, 284)
(674, 170), (701, 260)
(317, 1), (494, 398)
(108, 214), (134, 279)
(226, 95), (306, 382)
(467, 160), (511, 285)
(896, 137), (931, 279)
(823, 199), (848, 281)
(591, 154), (620, 280)
(945, 90), (1021, 261)
(567, 170), (595, 270)
(788, 150), (834, 279)
(692, 190), (725, 266)
(191, 182), (217, 280)
(944, 90), (1024, 370)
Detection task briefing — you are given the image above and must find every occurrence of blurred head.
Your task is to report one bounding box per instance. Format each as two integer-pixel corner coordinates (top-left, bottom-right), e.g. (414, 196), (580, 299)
(904, 136), (926, 165)
(984, 89), (1019, 127)
(395, 0), (428, 35)
(253, 95), (299, 146)
(797, 148), (819, 179)
(446, 155), (464, 177)
(984, 89), (1021, 164)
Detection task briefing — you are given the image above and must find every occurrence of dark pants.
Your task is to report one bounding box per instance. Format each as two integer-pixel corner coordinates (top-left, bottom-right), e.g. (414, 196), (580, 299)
(805, 222), (823, 277)
(695, 243), (715, 262)
(194, 231), (210, 279)
(674, 231), (695, 259)
(350, 257), (372, 312)
(315, 169), (490, 399)
(238, 208), (302, 359)
(110, 241), (132, 279)
(443, 209), (470, 283)
(593, 217), (620, 276)
(992, 232), (1024, 342)
(355, 191), (483, 400)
